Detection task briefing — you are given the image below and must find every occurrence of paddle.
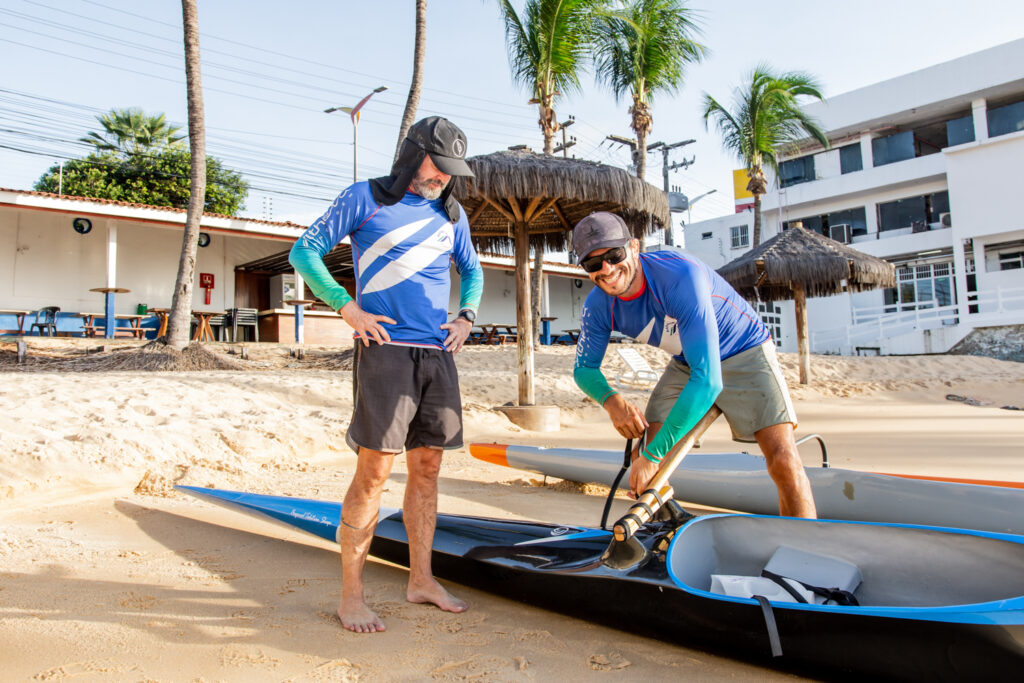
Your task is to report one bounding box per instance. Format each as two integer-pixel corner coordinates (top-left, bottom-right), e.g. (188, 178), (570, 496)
(602, 405), (723, 570)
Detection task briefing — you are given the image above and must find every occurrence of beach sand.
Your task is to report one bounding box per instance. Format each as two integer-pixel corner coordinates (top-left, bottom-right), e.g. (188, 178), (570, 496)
(1, 338), (1022, 680)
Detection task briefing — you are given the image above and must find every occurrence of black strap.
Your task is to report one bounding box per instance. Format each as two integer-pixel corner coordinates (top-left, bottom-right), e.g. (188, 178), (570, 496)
(600, 438), (633, 530)
(641, 487), (666, 507)
(761, 569), (860, 607)
(753, 595), (783, 657)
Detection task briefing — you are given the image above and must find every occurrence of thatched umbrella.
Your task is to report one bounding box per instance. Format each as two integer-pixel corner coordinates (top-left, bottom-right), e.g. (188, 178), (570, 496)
(452, 149), (669, 406)
(717, 225), (896, 384)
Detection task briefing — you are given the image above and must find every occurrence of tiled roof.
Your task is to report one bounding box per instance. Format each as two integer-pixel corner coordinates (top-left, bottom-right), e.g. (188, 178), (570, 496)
(0, 186), (307, 229)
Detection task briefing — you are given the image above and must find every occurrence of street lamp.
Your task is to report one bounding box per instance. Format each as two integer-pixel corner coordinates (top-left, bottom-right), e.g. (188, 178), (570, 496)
(325, 85), (388, 182)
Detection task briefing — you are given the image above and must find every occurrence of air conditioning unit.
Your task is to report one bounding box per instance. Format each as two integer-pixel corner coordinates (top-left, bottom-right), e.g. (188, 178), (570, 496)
(939, 212), (952, 228)
(828, 223), (852, 243)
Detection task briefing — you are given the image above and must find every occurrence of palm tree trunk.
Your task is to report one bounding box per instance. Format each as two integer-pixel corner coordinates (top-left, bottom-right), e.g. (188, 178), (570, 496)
(394, 0), (426, 162)
(167, 0), (206, 351)
(539, 102), (557, 155)
(752, 192), (762, 248)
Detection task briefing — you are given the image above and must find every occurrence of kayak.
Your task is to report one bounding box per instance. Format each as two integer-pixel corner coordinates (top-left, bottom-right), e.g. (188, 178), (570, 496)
(470, 443), (1024, 535)
(177, 485), (1024, 679)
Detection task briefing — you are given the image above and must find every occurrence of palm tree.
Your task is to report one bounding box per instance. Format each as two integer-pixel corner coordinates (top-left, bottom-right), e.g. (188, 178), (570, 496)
(81, 108), (185, 157)
(702, 64), (828, 247)
(498, 0), (594, 155)
(594, 0), (706, 179)
(166, 0), (207, 351)
(395, 0), (427, 161)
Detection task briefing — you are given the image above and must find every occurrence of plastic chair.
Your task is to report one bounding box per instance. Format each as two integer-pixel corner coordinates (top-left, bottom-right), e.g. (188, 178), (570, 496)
(207, 313), (227, 341)
(30, 306), (60, 336)
(228, 307), (259, 342)
(615, 347), (660, 390)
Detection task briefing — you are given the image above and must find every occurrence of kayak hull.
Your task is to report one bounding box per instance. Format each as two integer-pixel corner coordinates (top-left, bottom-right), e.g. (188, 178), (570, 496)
(178, 486), (1024, 680)
(469, 443), (1024, 535)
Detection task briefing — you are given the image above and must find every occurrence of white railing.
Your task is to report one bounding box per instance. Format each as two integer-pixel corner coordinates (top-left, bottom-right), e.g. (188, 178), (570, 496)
(966, 285), (1024, 315)
(810, 285), (1024, 353)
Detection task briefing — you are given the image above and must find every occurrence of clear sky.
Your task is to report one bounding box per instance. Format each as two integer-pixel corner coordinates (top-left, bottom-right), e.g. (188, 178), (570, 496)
(2, 0), (1022, 229)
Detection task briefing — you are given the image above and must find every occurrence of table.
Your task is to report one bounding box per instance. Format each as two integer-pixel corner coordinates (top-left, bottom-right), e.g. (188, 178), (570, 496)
(89, 287), (131, 338)
(283, 299), (317, 344)
(78, 312), (146, 339)
(0, 309), (30, 336)
(540, 316), (557, 345)
(561, 328), (581, 344)
(149, 307), (170, 338)
(477, 323), (517, 345)
(192, 310), (226, 342)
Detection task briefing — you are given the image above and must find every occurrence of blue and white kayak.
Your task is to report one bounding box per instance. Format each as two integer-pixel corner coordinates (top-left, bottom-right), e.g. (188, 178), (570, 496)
(177, 485), (1024, 679)
(470, 443), (1024, 535)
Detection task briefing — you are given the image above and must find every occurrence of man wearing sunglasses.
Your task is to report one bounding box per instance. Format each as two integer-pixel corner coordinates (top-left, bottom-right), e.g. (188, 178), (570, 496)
(571, 211), (816, 519)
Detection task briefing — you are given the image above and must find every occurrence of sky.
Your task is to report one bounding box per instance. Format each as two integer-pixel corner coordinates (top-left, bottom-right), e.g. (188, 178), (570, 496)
(2, 0), (1023, 232)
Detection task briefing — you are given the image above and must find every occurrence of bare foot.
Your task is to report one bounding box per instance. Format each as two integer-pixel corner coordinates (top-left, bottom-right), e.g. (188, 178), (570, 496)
(337, 596), (386, 633)
(407, 578), (468, 613)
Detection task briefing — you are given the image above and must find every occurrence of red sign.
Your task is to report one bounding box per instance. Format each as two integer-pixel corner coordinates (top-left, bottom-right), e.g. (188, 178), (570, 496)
(199, 273), (215, 288)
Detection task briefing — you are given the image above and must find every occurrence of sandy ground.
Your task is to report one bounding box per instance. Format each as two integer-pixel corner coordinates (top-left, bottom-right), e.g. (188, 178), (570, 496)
(1, 338), (1023, 681)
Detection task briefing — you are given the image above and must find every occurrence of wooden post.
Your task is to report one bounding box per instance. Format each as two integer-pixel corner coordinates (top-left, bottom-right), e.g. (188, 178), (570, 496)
(514, 220), (535, 405)
(794, 282), (810, 385)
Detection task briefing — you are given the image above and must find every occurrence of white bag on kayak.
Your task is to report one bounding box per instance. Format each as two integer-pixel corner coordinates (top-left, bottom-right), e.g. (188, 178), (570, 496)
(710, 574), (816, 603)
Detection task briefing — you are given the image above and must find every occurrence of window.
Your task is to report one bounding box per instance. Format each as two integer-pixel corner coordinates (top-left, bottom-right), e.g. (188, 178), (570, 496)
(839, 144), (863, 174)
(730, 225), (749, 249)
(778, 155), (815, 187)
(884, 262), (955, 311)
(784, 207), (867, 240)
(946, 115), (975, 146)
(984, 240), (1024, 272)
(757, 302), (783, 342)
(872, 131), (914, 166)
(999, 251), (1024, 271)
(877, 191), (949, 233)
(987, 99), (1024, 138)
(701, 231), (713, 240)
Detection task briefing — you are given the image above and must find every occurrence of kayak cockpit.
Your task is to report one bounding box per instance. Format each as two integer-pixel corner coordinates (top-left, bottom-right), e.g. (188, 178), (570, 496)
(668, 515), (1024, 608)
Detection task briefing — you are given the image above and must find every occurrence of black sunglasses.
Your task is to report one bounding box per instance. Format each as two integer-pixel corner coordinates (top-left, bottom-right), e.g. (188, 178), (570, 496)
(580, 246), (628, 273)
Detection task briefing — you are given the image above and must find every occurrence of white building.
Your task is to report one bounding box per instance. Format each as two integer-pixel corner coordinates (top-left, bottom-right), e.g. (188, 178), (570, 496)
(683, 38), (1024, 356)
(0, 187), (593, 342)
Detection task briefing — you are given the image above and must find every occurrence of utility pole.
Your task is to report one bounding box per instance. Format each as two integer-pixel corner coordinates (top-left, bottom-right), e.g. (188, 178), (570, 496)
(606, 135), (696, 246)
(553, 115), (576, 157)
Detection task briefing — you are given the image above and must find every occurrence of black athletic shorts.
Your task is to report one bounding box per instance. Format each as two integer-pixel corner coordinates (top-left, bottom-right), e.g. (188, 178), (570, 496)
(345, 343), (464, 453)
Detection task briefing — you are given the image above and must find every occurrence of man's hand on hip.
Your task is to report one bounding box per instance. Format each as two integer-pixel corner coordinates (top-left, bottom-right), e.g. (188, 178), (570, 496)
(604, 393), (648, 439)
(440, 317), (473, 353)
(339, 301), (396, 346)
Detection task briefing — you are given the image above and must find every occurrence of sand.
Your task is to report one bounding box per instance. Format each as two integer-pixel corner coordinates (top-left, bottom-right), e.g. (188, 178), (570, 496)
(1, 338), (1023, 681)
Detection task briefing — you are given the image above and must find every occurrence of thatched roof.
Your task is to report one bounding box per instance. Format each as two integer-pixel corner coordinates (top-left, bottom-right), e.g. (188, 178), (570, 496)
(451, 150), (670, 254)
(717, 226), (896, 302)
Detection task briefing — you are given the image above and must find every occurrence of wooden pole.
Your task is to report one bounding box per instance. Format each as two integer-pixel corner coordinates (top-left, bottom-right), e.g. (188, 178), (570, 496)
(514, 220), (535, 405)
(794, 282), (810, 385)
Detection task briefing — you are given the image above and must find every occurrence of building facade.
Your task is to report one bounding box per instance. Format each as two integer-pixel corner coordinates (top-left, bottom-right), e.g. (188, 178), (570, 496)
(683, 39), (1024, 355)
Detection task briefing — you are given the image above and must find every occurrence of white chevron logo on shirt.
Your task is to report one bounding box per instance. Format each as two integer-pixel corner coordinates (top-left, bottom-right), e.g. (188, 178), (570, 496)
(634, 318), (656, 344)
(357, 218), (434, 275)
(633, 316), (681, 355)
(362, 221), (455, 294)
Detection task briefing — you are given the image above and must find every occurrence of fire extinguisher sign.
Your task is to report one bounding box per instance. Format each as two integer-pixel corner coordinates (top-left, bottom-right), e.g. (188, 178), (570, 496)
(199, 273), (215, 305)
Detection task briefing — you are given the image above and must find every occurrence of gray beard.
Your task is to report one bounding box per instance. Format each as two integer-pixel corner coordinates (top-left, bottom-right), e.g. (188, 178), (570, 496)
(411, 178), (445, 200)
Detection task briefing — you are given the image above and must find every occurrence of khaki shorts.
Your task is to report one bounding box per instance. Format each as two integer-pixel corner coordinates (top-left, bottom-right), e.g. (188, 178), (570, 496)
(645, 340), (796, 442)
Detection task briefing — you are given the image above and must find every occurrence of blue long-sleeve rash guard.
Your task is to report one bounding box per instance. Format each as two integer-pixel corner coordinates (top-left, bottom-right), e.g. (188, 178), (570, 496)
(573, 251), (769, 462)
(289, 182), (483, 349)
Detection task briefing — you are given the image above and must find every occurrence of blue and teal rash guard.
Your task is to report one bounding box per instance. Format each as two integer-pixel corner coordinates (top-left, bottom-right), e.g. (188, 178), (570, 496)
(289, 182), (483, 349)
(574, 250), (769, 463)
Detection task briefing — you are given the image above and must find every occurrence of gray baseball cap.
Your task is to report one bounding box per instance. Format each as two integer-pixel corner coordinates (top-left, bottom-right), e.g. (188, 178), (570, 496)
(572, 212), (631, 258)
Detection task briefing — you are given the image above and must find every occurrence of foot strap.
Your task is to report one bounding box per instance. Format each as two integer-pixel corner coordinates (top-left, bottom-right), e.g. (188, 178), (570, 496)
(753, 595), (783, 657)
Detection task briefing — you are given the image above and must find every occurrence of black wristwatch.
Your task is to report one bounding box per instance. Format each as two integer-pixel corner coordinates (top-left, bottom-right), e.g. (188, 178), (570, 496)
(457, 309), (476, 323)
